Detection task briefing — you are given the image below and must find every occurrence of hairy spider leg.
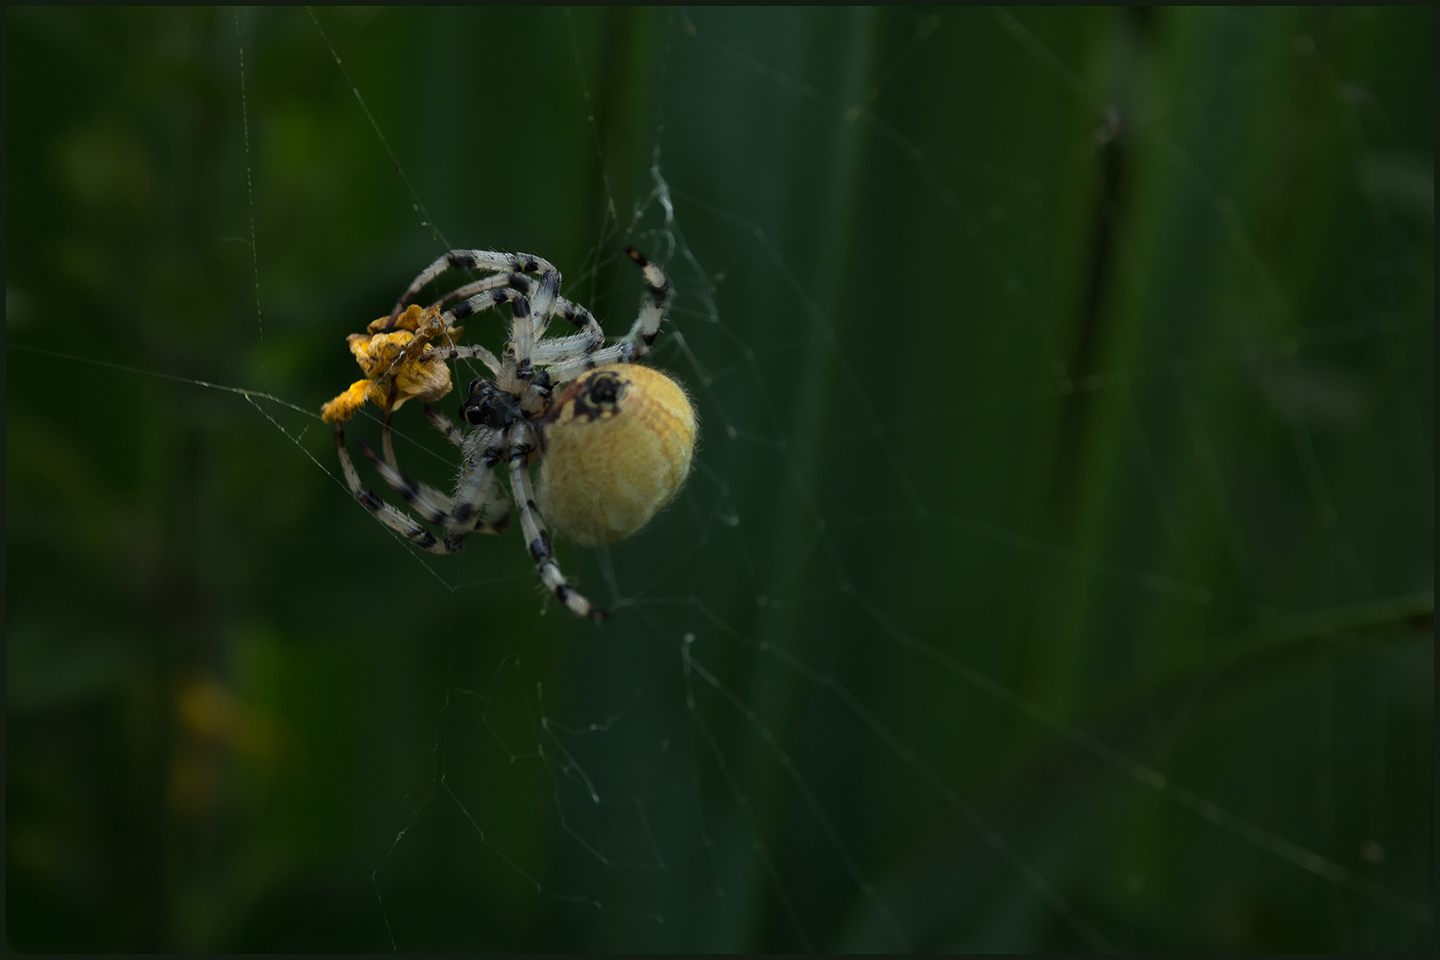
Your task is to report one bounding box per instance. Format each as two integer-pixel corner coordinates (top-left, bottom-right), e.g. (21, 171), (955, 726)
(431, 407), (510, 535)
(545, 249), (671, 383)
(513, 268), (561, 366)
(375, 392), (505, 536)
(419, 343), (501, 369)
(357, 423), (506, 542)
(446, 426), (509, 540)
(418, 292), (606, 382)
(507, 422), (606, 620)
(333, 421), (460, 554)
(424, 405), (465, 447)
(388, 249), (558, 326)
(625, 246), (671, 349)
(432, 272), (526, 313)
(430, 274), (603, 364)
(530, 299), (606, 365)
(336, 379), (508, 553)
(404, 257), (639, 379)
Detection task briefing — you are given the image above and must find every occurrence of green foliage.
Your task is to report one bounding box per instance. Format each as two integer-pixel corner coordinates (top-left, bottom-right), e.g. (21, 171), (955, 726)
(6, 6), (1433, 951)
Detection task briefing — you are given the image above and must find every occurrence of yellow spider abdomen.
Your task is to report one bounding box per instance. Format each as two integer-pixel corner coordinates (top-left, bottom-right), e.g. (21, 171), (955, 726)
(538, 364), (697, 548)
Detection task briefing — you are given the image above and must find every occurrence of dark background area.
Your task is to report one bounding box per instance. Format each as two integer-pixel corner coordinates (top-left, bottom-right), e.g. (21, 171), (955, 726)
(6, 6), (1433, 951)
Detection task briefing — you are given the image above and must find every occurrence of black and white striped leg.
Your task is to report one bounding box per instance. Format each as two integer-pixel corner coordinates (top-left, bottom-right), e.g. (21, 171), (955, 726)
(390, 285), (527, 379)
(419, 291), (602, 374)
(354, 437), (506, 547)
(442, 430), (507, 543)
(522, 268), (562, 358)
(359, 437), (467, 528)
(544, 342), (634, 382)
(333, 423), (458, 554)
(470, 475), (511, 536)
(446, 285), (529, 326)
(543, 249), (671, 382)
(427, 407), (510, 536)
(530, 299), (605, 365)
(419, 343), (502, 372)
(430, 272), (593, 347)
(621, 246), (670, 355)
(425, 406), (465, 448)
(508, 429), (606, 620)
(358, 418), (510, 539)
(517, 368), (554, 417)
(433, 272), (530, 313)
(388, 249), (557, 325)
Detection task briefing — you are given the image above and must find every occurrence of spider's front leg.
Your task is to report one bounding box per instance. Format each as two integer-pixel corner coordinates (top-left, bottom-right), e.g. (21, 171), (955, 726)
(386, 249), (558, 327)
(507, 422), (607, 620)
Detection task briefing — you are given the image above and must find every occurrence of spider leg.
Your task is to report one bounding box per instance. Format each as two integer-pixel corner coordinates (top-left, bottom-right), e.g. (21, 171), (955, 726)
(446, 283), (530, 326)
(367, 405), (509, 532)
(517, 368), (554, 417)
(359, 437), (466, 528)
(515, 268), (561, 365)
(427, 407), (509, 536)
(508, 424), (607, 620)
(531, 299), (605, 365)
(463, 478), (509, 535)
(332, 423), (460, 554)
(424, 273), (602, 370)
(419, 343), (501, 373)
(542, 249), (671, 383)
(415, 276), (600, 377)
(388, 249), (557, 326)
(385, 284), (530, 382)
(432, 272), (527, 313)
(425, 405), (465, 448)
(480, 490), (511, 534)
(445, 427), (508, 540)
(543, 342), (632, 383)
(623, 246), (671, 354)
(373, 392), (506, 535)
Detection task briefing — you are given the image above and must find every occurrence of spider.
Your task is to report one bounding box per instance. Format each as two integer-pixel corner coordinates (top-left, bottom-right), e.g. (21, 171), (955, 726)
(321, 248), (697, 620)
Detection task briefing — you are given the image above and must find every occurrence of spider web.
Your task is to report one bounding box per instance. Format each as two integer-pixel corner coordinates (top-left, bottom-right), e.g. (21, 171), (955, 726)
(5, 7), (1433, 952)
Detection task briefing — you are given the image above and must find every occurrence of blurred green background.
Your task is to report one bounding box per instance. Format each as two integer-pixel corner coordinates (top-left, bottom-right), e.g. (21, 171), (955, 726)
(6, 6), (1433, 952)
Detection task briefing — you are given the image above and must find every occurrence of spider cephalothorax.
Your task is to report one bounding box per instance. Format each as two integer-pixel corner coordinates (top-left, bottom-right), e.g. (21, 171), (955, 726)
(322, 248), (696, 620)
